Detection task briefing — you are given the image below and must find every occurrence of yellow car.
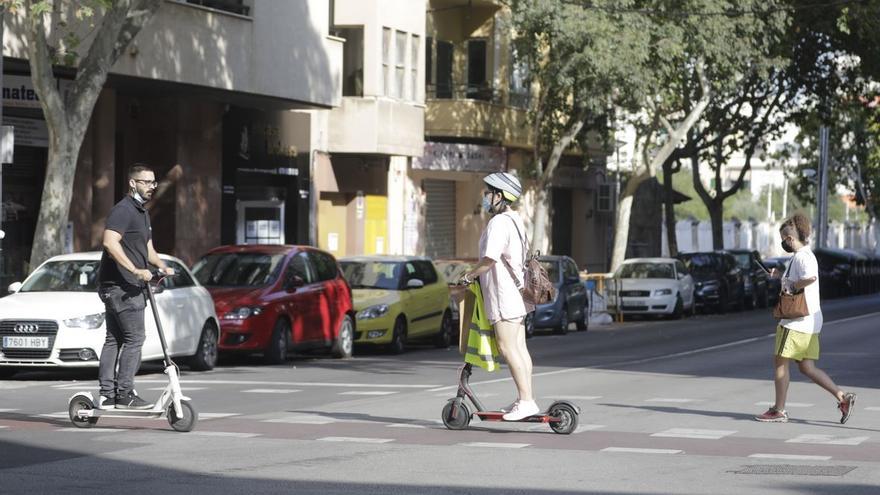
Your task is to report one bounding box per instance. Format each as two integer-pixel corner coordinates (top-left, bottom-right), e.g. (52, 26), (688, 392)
(340, 256), (453, 354)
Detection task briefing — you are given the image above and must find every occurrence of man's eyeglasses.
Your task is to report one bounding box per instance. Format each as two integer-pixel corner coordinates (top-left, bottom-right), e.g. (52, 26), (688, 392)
(133, 179), (158, 187)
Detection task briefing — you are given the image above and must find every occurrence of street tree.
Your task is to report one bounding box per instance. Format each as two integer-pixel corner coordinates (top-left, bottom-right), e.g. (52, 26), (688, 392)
(1, 0), (161, 268)
(510, 0), (788, 270)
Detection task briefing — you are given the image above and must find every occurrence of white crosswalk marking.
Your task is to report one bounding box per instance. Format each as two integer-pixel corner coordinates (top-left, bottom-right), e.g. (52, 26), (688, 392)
(319, 437), (394, 444)
(602, 447), (682, 455)
(645, 398), (700, 403)
(198, 413), (241, 419)
(386, 423), (427, 429)
(242, 389), (302, 394)
(54, 428), (124, 433)
(651, 428), (736, 440)
(338, 391), (398, 396)
(547, 396), (601, 401)
(754, 401), (814, 408)
(865, 406), (880, 411)
(263, 414), (337, 425)
(786, 434), (870, 446)
(147, 387), (207, 391)
(749, 454), (832, 461)
(189, 431), (261, 438)
(0, 408), (19, 412)
(0, 426), (8, 429)
(458, 442), (530, 449)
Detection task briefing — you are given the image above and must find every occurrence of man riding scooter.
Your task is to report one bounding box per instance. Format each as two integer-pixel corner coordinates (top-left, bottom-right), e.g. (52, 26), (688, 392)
(97, 163), (174, 410)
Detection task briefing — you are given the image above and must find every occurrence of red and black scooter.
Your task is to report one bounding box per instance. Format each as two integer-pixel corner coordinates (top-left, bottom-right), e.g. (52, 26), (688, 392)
(441, 362), (580, 434)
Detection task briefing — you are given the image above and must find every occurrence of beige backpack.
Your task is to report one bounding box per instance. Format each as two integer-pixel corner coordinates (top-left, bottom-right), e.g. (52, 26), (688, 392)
(500, 214), (557, 306)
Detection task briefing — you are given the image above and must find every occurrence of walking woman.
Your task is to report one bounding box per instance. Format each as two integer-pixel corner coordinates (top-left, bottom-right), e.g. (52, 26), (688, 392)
(459, 172), (539, 421)
(756, 213), (857, 423)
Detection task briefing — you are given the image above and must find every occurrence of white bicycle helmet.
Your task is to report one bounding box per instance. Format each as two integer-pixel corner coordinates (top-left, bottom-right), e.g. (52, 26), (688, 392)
(483, 172), (522, 202)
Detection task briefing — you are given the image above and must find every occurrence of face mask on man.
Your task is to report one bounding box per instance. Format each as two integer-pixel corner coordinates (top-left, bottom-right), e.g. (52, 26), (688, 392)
(132, 188), (147, 204)
(482, 193), (499, 214)
(781, 238), (794, 253)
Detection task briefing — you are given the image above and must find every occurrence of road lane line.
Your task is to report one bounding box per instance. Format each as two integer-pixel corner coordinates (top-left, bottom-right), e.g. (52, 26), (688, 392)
(0, 426), (8, 429)
(865, 407), (880, 411)
(755, 401), (814, 408)
(242, 389), (302, 394)
(198, 413), (241, 419)
(458, 442), (530, 449)
(786, 434), (869, 446)
(263, 414), (337, 425)
(54, 428), (124, 433)
(318, 437), (394, 444)
(645, 398), (701, 403)
(189, 431), (261, 438)
(601, 447), (682, 455)
(386, 423), (427, 429)
(651, 428), (736, 440)
(749, 454), (832, 461)
(338, 391), (398, 396)
(0, 408), (19, 412)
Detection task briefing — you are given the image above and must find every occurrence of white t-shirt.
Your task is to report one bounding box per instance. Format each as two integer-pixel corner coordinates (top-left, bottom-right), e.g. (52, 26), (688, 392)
(478, 211), (530, 325)
(778, 246), (823, 334)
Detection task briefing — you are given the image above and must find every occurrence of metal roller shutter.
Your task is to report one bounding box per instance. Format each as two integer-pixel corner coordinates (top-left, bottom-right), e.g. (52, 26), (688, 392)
(423, 179), (456, 259)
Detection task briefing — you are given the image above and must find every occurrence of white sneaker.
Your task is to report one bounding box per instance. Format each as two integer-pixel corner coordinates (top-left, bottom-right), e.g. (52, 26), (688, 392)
(502, 400), (539, 421)
(98, 396), (115, 410)
(499, 400), (519, 413)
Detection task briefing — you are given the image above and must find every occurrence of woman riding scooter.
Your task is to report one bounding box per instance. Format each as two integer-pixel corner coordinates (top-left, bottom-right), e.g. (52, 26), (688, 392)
(458, 172), (538, 421)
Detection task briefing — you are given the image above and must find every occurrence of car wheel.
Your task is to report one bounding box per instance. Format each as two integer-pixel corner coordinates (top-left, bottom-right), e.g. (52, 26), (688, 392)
(554, 306), (569, 335)
(434, 310), (453, 348)
(331, 315), (354, 359)
(672, 295), (684, 320)
(575, 301), (589, 331)
(188, 321), (218, 371)
(389, 317), (407, 354)
(524, 312), (535, 339)
(264, 318), (290, 364)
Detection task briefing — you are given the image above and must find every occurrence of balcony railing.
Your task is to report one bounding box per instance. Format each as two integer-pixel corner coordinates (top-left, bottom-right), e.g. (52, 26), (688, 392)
(185, 0), (250, 16)
(426, 83), (531, 108)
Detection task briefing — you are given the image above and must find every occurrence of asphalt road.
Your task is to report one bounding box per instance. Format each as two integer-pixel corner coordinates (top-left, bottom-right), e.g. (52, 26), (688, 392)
(2, 294), (879, 494)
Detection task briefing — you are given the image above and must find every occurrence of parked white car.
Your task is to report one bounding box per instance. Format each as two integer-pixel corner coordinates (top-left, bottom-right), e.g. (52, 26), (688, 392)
(0, 252), (219, 378)
(614, 257), (695, 318)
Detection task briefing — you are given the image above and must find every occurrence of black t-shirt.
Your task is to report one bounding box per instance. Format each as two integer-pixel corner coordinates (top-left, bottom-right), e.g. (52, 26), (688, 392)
(98, 195), (152, 287)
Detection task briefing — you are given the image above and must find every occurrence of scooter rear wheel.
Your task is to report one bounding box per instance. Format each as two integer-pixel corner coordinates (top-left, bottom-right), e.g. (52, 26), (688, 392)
(167, 400), (198, 432)
(548, 403), (579, 435)
(441, 400), (470, 430)
(68, 394), (98, 428)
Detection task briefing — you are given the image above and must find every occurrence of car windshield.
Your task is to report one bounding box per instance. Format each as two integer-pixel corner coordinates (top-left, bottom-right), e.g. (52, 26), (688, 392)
(539, 261), (560, 282)
(340, 261), (403, 290)
(434, 261), (472, 283)
(19, 260), (101, 292)
(617, 262), (674, 279)
(192, 253), (285, 287)
(731, 253), (751, 270)
(679, 254), (719, 275)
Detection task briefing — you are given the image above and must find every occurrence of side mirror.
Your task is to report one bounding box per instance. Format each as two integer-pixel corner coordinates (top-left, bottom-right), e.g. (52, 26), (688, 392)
(7, 282), (22, 294)
(151, 282), (166, 295)
(407, 279), (425, 289)
(286, 275), (306, 291)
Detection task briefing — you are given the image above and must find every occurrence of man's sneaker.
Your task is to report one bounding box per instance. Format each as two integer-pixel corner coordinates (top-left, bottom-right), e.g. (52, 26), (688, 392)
(500, 400), (519, 413)
(502, 400), (540, 421)
(755, 407), (788, 423)
(115, 391), (152, 410)
(839, 393), (857, 424)
(97, 395), (115, 409)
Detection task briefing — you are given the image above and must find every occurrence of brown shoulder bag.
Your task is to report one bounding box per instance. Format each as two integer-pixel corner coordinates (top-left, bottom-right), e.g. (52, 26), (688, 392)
(772, 257), (809, 320)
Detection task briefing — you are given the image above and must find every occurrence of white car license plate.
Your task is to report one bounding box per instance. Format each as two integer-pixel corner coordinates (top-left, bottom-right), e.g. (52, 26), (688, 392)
(2, 336), (49, 349)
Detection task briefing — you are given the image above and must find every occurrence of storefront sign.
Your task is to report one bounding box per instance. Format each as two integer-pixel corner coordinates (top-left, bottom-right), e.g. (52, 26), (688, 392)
(415, 142), (506, 173)
(3, 75), (42, 109)
(1, 126), (13, 163)
(3, 117), (48, 148)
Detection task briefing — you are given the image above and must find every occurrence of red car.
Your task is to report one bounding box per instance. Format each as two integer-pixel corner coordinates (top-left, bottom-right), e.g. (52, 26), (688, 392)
(192, 245), (355, 363)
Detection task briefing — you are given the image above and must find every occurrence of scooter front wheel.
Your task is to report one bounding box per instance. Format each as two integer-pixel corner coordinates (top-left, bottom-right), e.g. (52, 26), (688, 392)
(548, 403), (579, 435)
(441, 400), (470, 430)
(167, 400), (198, 432)
(68, 394), (98, 428)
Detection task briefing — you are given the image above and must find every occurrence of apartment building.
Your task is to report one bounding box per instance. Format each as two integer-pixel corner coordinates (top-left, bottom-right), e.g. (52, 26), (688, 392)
(1, 0), (342, 287)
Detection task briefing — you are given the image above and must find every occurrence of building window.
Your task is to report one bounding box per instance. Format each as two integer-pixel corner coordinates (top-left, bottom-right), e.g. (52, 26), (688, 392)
(425, 36), (433, 90)
(435, 40), (453, 99)
(467, 39), (490, 100)
(339, 27), (364, 97)
(395, 30), (407, 99)
(410, 34), (420, 101)
(382, 27), (392, 96)
(509, 45), (530, 108)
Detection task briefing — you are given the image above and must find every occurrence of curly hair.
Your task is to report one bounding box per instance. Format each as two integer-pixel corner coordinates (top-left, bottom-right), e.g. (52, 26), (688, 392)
(780, 212), (812, 243)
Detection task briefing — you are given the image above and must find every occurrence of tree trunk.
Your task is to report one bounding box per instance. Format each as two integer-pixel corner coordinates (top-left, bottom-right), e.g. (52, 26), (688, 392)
(662, 158), (679, 257)
(530, 183), (551, 254)
(708, 199), (724, 250)
(610, 172), (649, 270)
(30, 130), (85, 268)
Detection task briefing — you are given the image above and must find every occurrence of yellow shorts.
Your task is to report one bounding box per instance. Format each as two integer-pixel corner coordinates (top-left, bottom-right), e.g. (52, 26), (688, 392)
(775, 325), (820, 361)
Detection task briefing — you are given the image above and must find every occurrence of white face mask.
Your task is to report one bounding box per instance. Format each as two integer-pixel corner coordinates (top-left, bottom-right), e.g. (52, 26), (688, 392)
(131, 188), (146, 204)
